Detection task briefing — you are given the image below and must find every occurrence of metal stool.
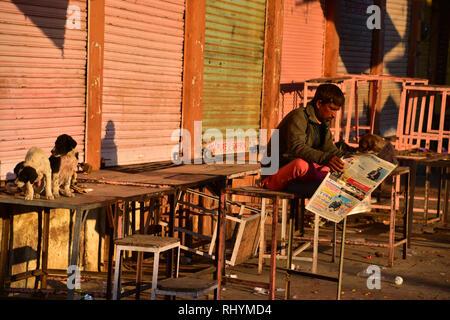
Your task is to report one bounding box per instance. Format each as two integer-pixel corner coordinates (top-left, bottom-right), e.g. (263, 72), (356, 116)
(112, 234), (180, 300)
(155, 277), (218, 300)
(220, 182), (320, 300)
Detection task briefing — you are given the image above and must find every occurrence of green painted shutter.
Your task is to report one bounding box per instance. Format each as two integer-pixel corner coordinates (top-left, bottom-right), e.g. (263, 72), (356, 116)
(202, 0), (266, 152)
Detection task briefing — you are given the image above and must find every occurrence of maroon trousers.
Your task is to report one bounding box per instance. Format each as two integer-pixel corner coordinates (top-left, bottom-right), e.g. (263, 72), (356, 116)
(262, 158), (330, 191)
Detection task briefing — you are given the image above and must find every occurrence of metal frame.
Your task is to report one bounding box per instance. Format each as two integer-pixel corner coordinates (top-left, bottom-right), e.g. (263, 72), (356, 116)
(162, 188), (262, 266)
(396, 85), (449, 153)
(303, 74), (429, 144)
(112, 240), (180, 300)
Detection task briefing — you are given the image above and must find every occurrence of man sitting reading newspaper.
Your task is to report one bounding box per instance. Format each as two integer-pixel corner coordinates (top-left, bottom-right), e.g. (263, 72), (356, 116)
(262, 84), (345, 191)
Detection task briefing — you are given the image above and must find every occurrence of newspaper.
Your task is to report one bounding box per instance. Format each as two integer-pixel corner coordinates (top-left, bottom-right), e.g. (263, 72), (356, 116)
(305, 153), (397, 223)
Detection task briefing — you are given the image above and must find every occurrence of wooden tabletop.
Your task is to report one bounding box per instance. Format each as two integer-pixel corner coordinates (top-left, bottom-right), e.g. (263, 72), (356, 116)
(0, 183), (175, 211)
(78, 163), (261, 188)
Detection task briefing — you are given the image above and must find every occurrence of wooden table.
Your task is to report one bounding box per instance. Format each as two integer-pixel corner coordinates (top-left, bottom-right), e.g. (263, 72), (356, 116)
(0, 183), (175, 300)
(78, 163), (261, 299)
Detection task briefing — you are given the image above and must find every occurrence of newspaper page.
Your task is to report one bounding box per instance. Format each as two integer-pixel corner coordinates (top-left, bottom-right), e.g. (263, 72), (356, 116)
(305, 153), (397, 223)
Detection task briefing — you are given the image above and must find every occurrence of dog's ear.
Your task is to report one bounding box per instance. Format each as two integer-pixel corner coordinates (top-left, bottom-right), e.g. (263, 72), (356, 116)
(14, 161), (25, 176)
(68, 136), (77, 150)
(53, 134), (77, 155)
(61, 134), (77, 149)
(49, 155), (61, 173)
(18, 166), (38, 184)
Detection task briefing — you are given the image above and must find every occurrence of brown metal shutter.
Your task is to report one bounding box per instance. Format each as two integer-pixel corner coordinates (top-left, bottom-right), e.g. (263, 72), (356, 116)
(379, 0), (411, 137)
(0, 0), (87, 179)
(336, 0), (374, 137)
(102, 0), (185, 166)
(279, 0), (326, 123)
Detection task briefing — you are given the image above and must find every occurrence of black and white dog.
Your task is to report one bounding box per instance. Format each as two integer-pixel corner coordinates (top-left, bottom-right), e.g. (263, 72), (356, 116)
(14, 147), (54, 200)
(49, 134), (79, 198)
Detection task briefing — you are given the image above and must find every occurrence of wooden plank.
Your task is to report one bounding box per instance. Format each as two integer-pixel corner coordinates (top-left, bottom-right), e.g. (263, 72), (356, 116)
(233, 215), (260, 266)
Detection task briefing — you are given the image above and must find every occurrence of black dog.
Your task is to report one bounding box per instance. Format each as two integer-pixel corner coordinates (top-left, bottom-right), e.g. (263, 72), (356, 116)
(49, 134), (79, 198)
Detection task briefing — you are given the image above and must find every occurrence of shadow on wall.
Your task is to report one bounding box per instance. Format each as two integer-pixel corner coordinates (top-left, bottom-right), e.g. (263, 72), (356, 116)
(12, 0), (70, 56)
(101, 120), (118, 168)
(296, 0), (403, 76)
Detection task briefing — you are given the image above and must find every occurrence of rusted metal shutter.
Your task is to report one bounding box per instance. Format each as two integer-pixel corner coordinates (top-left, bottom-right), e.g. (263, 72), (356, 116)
(202, 0), (266, 150)
(0, 0), (87, 180)
(280, 0), (325, 83)
(379, 0), (411, 137)
(336, 0), (374, 137)
(101, 0), (185, 166)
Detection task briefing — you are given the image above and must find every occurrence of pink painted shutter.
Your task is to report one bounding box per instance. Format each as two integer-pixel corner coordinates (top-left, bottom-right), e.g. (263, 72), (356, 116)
(101, 0), (185, 166)
(0, 0), (88, 179)
(278, 0), (326, 123)
(280, 0), (325, 83)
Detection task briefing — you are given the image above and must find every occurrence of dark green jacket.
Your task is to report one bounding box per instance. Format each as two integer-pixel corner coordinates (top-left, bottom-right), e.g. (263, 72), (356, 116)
(274, 103), (343, 168)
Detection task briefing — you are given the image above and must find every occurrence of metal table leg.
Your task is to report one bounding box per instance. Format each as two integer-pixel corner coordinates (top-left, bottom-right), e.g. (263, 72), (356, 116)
(41, 208), (50, 289)
(403, 170), (409, 259)
(215, 191), (226, 300)
(269, 196), (279, 300)
(0, 205), (11, 293)
(407, 162), (417, 248)
(67, 208), (89, 300)
(284, 198), (297, 300)
(337, 216), (347, 300)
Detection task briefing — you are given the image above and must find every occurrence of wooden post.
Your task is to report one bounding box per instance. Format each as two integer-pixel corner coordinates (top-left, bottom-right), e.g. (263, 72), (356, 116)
(182, 0), (206, 161)
(260, 0), (284, 136)
(408, 0), (421, 77)
(85, 0), (105, 170)
(369, 0), (385, 135)
(323, 0), (340, 78)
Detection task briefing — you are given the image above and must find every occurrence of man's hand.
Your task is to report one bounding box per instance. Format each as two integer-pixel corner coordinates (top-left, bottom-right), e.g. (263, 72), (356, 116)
(326, 155), (344, 172)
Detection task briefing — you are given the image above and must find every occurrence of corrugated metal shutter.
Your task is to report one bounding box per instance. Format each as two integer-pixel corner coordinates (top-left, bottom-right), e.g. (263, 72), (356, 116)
(336, 0), (374, 137)
(379, 0), (411, 137)
(101, 0), (185, 166)
(279, 0), (325, 124)
(202, 0), (266, 150)
(280, 0), (325, 83)
(0, 0), (87, 180)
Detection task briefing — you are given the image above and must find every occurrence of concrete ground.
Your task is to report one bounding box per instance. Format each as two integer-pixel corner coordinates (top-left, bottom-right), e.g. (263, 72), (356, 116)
(3, 179), (450, 301)
(220, 222), (450, 300)
(15, 217), (448, 301)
